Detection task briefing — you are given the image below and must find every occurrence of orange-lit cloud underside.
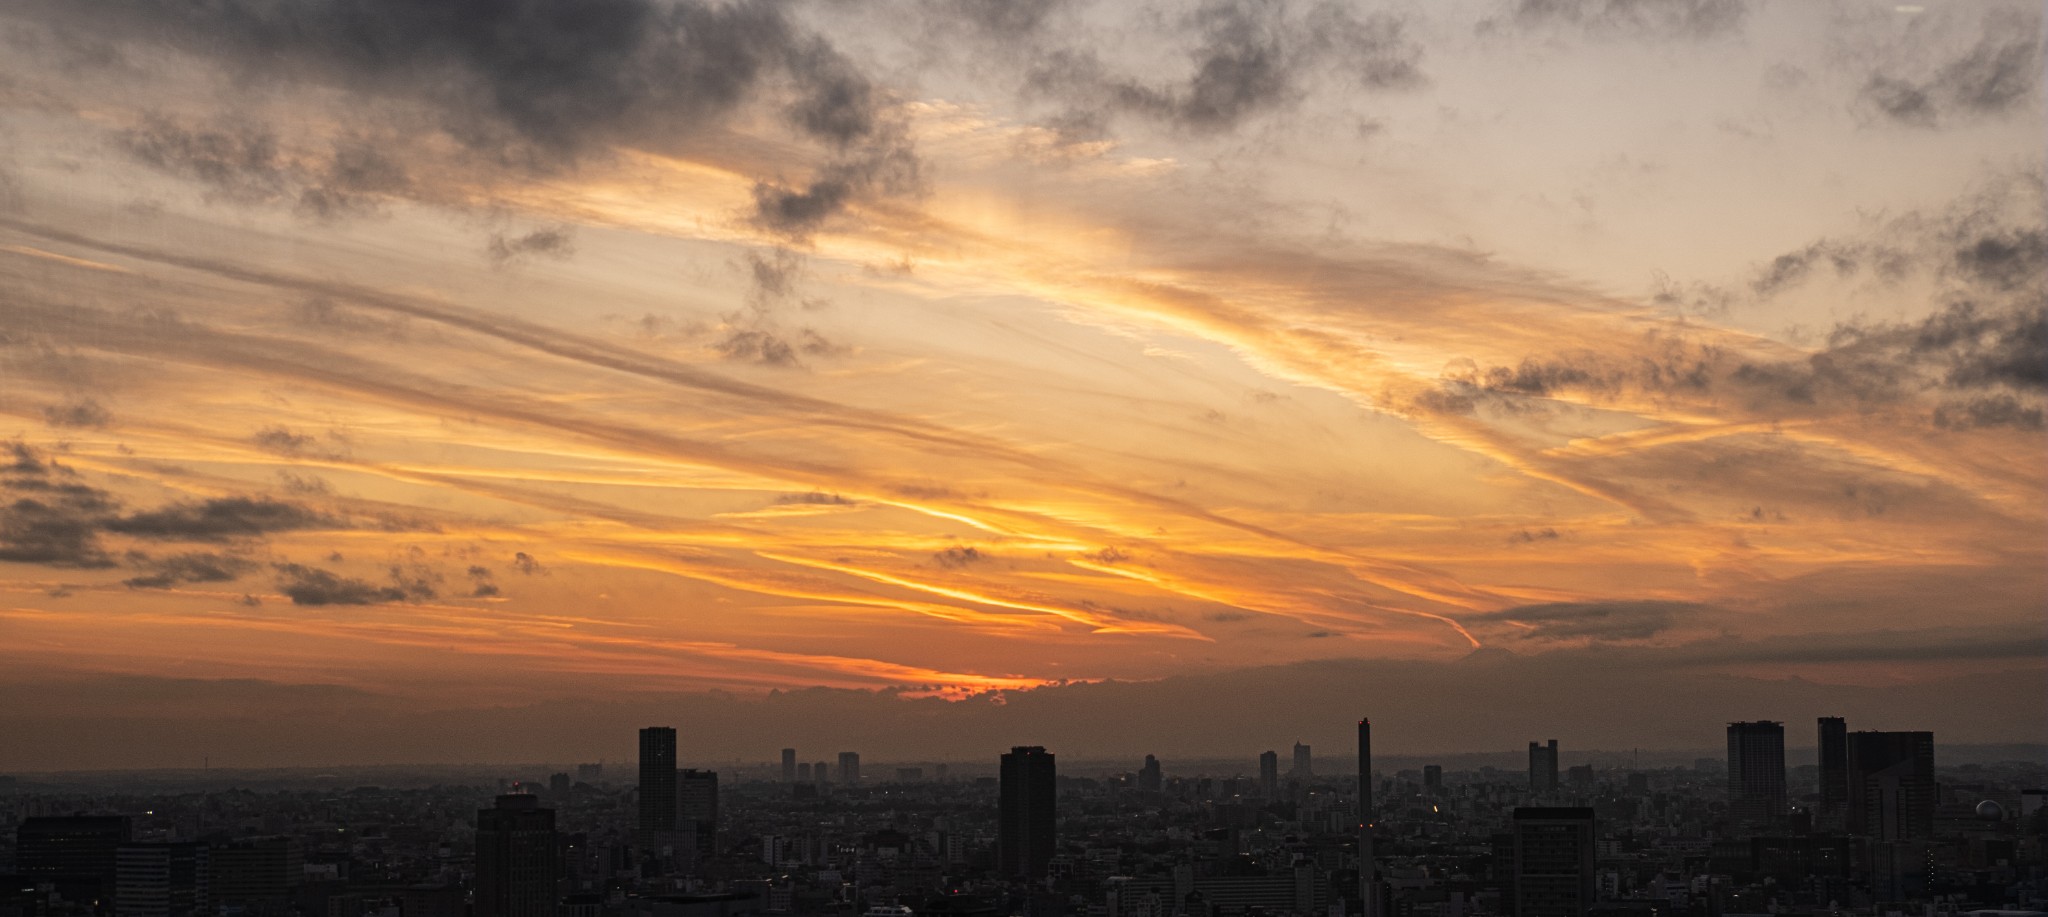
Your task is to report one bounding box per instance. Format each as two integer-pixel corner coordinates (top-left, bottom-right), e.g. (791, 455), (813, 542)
(0, 6), (2041, 709)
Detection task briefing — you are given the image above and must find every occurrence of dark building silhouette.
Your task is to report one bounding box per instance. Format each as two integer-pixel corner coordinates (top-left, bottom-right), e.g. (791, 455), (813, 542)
(796, 762), (811, 782)
(1138, 755), (1162, 792)
(115, 842), (208, 917)
(17, 815), (132, 898)
(1846, 730), (1935, 840)
(1291, 742), (1312, 779)
(1424, 765), (1443, 795)
(1727, 721), (1787, 830)
(780, 749), (797, 783)
(1818, 717), (1849, 811)
(1258, 751), (1278, 798)
(1512, 808), (1596, 917)
(208, 836), (301, 915)
(998, 746), (1056, 878)
(475, 795), (559, 917)
(1528, 740), (1559, 793)
(679, 769), (719, 857)
(548, 773), (570, 799)
(639, 727), (678, 838)
(837, 752), (861, 786)
(1360, 719), (1380, 917)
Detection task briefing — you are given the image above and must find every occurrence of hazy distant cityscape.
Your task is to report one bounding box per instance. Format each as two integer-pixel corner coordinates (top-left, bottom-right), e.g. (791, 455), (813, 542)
(5, 716), (2045, 917)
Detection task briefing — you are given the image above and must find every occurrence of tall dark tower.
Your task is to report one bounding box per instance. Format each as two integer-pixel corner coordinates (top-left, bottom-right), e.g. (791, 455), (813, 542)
(781, 748), (797, 783)
(1258, 751), (1279, 797)
(476, 795), (559, 917)
(1528, 740), (1559, 793)
(1847, 730), (1935, 839)
(1817, 717), (1848, 811)
(638, 727), (678, 838)
(1359, 719), (1378, 917)
(998, 746), (1057, 878)
(1727, 721), (1787, 830)
(1512, 808), (1596, 917)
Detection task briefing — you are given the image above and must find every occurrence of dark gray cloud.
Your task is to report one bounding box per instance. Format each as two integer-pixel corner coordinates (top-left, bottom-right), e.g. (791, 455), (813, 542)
(1860, 18), (2042, 127)
(932, 0), (1070, 36)
(776, 492), (855, 505)
(116, 118), (411, 217)
(1427, 176), (2046, 428)
(486, 227), (576, 264)
(512, 551), (546, 575)
(466, 564), (498, 598)
(117, 117), (288, 203)
(713, 327), (846, 367)
(932, 545), (985, 568)
(272, 562), (413, 606)
(124, 551), (258, 589)
(1025, 0), (1424, 136)
(1932, 394), (2044, 431)
(22, 0), (920, 229)
(749, 141), (923, 238)
(42, 399), (111, 428)
(1466, 600), (1704, 641)
(1494, 0), (1747, 40)
(107, 496), (330, 541)
(0, 442), (118, 568)
(252, 426), (318, 456)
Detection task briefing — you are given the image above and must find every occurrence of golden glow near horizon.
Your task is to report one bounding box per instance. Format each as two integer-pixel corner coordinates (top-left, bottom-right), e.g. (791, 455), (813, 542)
(0, 0), (2041, 736)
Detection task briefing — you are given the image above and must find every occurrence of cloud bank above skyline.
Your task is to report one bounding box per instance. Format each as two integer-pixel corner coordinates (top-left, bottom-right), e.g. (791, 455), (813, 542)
(0, 0), (2040, 768)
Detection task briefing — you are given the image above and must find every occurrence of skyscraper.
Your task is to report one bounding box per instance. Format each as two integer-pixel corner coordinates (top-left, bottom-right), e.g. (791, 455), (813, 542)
(780, 748), (797, 783)
(638, 727), (678, 838)
(1258, 750), (1279, 798)
(1512, 808), (1595, 917)
(475, 795), (559, 917)
(17, 815), (132, 897)
(1528, 740), (1559, 793)
(1818, 717), (1848, 811)
(678, 769), (719, 857)
(999, 746), (1057, 878)
(812, 760), (828, 785)
(1359, 719), (1378, 917)
(115, 842), (208, 917)
(1846, 730), (1935, 840)
(837, 751), (861, 786)
(1291, 742), (1312, 779)
(1727, 721), (1787, 830)
(1423, 765), (1443, 795)
(1138, 755), (1162, 792)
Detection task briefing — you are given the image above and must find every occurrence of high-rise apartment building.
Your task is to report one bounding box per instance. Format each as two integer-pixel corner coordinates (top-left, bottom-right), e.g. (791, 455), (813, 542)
(208, 836), (302, 914)
(1512, 808), (1596, 917)
(638, 727), (678, 837)
(837, 752), (861, 786)
(1847, 731), (1935, 840)
(17, 815), (132, 898)
(999, 746), (1057, 878)
(1138, 755), (1162, 792)
(780, 749), (797, 783)
(1424, 765), (1443, 795)
(1727, 721), (1787, 829)
(678, 769), (719, 856)
(115, 843), (208, 917)
(1360, 719), (1379, 917)
(1818, 717), (1849, 810)
(1291, 742), (1312, 779)
(1258, 751), (1279, 798)
(1528, 740), (1560, 793)
(475, 795), (558, 917)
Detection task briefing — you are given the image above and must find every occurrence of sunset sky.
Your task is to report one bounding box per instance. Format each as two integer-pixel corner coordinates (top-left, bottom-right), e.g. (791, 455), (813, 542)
(0, 0), (2042, 769)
